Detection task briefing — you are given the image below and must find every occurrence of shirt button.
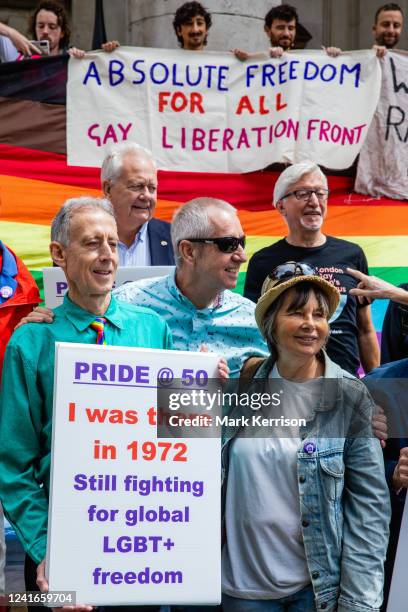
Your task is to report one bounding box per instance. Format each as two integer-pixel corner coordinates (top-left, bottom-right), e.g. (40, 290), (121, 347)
(321, 604), (327, 610)
(312, 571), (320, 579)
(302, 519), (309, 527)
(299, 475), (306, 483)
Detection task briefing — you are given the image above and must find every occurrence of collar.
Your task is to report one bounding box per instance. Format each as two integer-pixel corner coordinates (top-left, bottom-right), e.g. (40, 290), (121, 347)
(61, 293), (124, 332)
(168, 268), (224, 311)
(255, 350), (343, 412)
(118, 221), (149, 251)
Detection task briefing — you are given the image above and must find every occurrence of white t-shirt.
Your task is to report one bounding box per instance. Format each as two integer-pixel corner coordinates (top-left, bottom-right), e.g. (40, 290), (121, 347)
(222, 365), (322, 599)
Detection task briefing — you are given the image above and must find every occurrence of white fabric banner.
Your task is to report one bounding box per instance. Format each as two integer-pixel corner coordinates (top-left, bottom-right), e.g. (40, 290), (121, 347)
(67, 47), (381, 173)
(355, 51), (408, 200)
(47, 343), (221, 605)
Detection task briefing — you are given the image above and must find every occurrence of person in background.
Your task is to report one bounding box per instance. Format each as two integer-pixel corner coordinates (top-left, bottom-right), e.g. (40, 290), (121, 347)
(234, 4), (340, 60)
(101, 143), (175, 267)
(27, 0), (71, 56)
(173, 1), (212, 51)
(244, 162), (380, 376)
(372, 3), (404, 57)
(19, 0), (119, 60)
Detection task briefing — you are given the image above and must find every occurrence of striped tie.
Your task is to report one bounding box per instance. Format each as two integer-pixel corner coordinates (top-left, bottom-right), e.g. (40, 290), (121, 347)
(89, 317), (107, 345)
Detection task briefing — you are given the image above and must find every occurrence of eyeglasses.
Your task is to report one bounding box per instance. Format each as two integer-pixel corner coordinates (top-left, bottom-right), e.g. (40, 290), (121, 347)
(268, 261), (315, 284)
(281, 188), (329, 202)
(184, 236), (246, 253)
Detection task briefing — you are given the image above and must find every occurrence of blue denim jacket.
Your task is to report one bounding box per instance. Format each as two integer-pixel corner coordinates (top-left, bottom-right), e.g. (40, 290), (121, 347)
(221, 352), (391, 612)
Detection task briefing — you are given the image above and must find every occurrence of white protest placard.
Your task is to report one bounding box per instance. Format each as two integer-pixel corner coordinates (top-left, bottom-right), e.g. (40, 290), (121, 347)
(67, 47), (381, 173)
(43, 266), (174, 308)
(355, 51), (408, 200)
(47, 343), (221, 606)
(386, 493), (408, 611)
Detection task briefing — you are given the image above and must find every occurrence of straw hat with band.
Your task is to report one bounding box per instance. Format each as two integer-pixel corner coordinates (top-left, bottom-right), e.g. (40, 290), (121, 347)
(255, 262), (341, 332)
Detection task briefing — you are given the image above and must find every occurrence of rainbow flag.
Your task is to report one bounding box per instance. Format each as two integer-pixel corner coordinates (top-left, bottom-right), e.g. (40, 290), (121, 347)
(1, 56), (407, 340)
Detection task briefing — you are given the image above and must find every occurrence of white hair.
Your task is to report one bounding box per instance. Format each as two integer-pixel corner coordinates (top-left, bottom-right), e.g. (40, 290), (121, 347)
(100, 142), (156, 184)
(51, 197), (115, 245)
(273, 161), (328, 207)
(171, 197), (237, 266)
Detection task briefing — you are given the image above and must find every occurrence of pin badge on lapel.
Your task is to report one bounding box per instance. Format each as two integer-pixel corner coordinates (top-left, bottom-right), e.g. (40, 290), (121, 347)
(303, 441), (317, 455)
(0, 286), (13, 299)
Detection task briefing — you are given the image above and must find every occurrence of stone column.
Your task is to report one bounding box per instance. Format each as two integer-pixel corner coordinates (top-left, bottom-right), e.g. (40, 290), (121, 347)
(127, 0), (279, 52)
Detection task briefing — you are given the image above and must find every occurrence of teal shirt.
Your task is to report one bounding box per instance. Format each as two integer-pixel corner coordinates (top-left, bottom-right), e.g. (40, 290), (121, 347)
(0, 294), (172, 564)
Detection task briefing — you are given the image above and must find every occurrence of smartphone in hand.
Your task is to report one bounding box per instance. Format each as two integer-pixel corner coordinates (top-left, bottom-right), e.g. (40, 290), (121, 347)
(30, 39), (50, 55)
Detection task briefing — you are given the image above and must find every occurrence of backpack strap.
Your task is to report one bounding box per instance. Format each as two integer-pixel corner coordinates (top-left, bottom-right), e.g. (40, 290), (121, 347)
(238, 356), (266, 395)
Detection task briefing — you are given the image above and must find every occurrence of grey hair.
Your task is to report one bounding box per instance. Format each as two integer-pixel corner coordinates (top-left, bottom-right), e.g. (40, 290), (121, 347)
(171, 197), (237, 266)
(273, 161), (328, 207)
(260, 281), (330, 358)
(100, 142), (156, 184)
(51, 197), (115, 246)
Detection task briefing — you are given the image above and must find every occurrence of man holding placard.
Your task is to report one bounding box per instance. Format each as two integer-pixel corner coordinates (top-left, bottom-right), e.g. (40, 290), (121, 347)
(0, 197), (173, 611)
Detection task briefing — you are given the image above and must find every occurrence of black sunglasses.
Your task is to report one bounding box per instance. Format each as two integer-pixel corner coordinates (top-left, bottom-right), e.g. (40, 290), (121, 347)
(268, 261), (315, 284)
(184, 236), (246, 253)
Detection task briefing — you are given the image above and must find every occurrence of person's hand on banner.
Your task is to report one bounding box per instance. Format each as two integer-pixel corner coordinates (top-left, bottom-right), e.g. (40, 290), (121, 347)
(233, 48), (250, 61)
(393, 448), (408, 491)
(269, 46), (284, 58)
(36, 559), (48, 593)
(68, 41), (120, 59)
(15, 306), (54, 329)
(323, 46), (342, 57)
(372, 405), (387, 449)
(200, 344), (229, 381)
(68, 47), (86, 58)
(373, 44), (387, 58)
(217, 357), (229, 381)
(36, 559), (94, 611)
(101, 40), (120, 52)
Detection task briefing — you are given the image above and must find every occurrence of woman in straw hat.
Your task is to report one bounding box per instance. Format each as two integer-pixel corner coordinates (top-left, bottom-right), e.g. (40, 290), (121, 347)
(221, 262), (390, 612)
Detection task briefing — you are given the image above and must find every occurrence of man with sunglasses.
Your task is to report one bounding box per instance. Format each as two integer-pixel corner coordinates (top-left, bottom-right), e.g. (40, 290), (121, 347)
(244, 161), (380, 376)
(113, 197), (268, 377)
(18, 198), (267, 376)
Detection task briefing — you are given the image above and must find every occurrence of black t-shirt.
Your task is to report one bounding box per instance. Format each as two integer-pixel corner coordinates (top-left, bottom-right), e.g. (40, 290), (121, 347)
(381, 283), (408, 364)
(244, 236), (369, 375)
